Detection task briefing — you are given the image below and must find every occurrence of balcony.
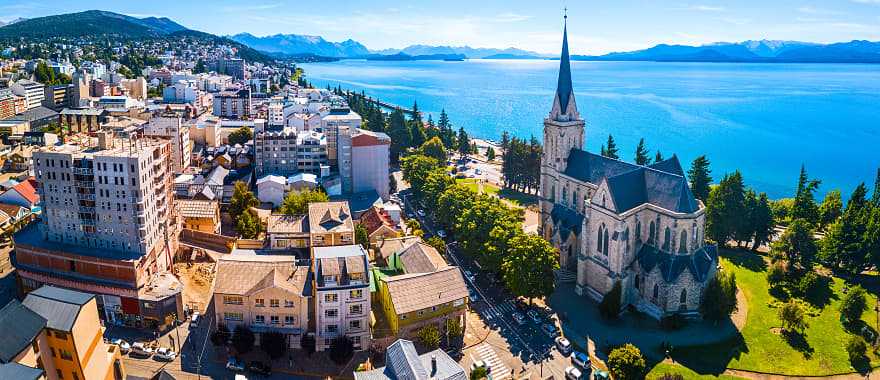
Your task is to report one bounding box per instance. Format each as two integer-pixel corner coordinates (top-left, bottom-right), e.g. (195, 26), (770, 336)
(80, 218), (96, 226)
(76, 193), (96, 201)
(73, 167), (94, 175)
(74, 181), (95, 188)
(78, 206), (95, 214)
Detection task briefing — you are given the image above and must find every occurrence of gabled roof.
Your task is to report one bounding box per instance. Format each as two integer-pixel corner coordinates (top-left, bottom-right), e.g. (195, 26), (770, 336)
(214, 256), (309, 297)
(397, 242), (447, 274)
(649, 155), (685, 177)
(0, 300), (46, 363)
(636, 244), (718, 283)
(376, 236), (422, 262)
(354, 339), (466, 380)
(0, 362), (43, 380)
(384, 266), (468, 315)
(177, 199), (218, 219)
(267, 214), (308, 234)
(360, 206), (396, 236)
(7, 179), (38, 205)
(22, 286), (93, 332)
(550, 204), (583, 238)
(308, 202), (353, 234)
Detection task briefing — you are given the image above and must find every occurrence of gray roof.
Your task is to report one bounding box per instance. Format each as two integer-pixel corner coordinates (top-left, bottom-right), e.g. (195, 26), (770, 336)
(555, 20), (573, 115)
(331, 190), (381, 215)
(8, 106), (58, 123)
(636, 244), (718, 283)
(550, 204), (583, 238)
(0, 362), (43, 380)
(22, 285), (94, 332)
(354, 339), (466, 380)
(0, 300), (46, 363)
(564, 149), (698, 214)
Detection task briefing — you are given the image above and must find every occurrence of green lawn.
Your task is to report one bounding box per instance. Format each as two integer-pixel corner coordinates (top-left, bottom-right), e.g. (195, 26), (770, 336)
(455, 178), (499, 196)
(660, 249), (880, 376)
(647, 363), (745, 379)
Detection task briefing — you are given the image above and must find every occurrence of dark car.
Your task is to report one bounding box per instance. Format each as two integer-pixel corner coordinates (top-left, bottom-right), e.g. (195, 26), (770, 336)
(248, 360), (272, 376)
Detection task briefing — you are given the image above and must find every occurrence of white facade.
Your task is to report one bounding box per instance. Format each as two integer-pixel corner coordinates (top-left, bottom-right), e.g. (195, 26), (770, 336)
(254, 126), (328, 177)
(11, 80), (44, 110)
(313, 245), (371, 351)
(256, 175), (287, 207)
(143, 114), (192, 173)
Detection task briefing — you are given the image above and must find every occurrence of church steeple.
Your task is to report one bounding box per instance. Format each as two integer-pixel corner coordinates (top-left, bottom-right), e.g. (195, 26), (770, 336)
(550, 12), (579, 122)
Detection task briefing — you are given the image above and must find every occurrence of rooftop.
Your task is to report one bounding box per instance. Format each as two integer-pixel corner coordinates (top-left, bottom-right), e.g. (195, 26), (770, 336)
(22, 285), (94, 332)
(0, 300), (46, 363)
(214, 255), (309, 297)
(267, 214), (308, 235)
(307, 201), (353, 234)
(14, 223), (143, 262)
(383, 266), (468, 315)
(177, 199), (218, 219)
(354, 339), (466, 380)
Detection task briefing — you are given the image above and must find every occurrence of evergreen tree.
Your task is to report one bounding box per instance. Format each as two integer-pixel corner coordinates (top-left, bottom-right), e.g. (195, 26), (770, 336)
(751, 192), (775, 250)
(705, 171), (747, 247)
(409, 121), (426, 148)
(386, 108), (411, 162)
(500, 131), (510, 152)
(486, 147), (496, 161)
(634, 138), (650, 165)
(819, 184), (870, 272)
(792, 164), (821, 225)
(818, 190), (843, 229)
(772, 219), (817, 270)
(602, 134), (619, 159)
(688, 155), (713, 202)
(873, 168), (880, 206)
(654, 151), (664, 163)
(457, 127), (470, 158)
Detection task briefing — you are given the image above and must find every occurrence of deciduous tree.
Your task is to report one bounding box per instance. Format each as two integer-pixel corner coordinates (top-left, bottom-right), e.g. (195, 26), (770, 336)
(229, 181), (259, 221)
(839, 285), (867, 325)
(227, 126), (253, 146)
(607, 344), (647, 380)
(420, 136), (447, 163)
(779, 300), (807, 333)
(279, 188), (329, 215)
(417, 324), (441, 350)
(501, 233), (559, 304)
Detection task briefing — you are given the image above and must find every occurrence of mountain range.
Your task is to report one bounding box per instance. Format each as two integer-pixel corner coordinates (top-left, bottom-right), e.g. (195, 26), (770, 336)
(574, 40), (880, 63)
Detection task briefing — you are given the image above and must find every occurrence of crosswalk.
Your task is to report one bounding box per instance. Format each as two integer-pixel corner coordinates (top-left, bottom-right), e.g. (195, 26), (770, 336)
(475, 343), (510, 380)
(481, 300), (517, 321)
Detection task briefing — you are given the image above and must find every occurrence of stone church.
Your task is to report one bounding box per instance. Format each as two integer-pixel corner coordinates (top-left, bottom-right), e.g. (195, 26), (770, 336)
(539, 18), (718, 319)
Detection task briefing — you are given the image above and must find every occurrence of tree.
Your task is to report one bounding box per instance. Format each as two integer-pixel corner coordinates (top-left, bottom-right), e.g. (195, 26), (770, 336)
(779, 300), (806, 333)
(818, 190), (843, 229)
(634, 138), (650, 165)
(486, 146), (496, 161)
(400, 154), (440, 197)
(470, 366), (489, 380)
(688, 155), (712, 202)
(417, 324), (441, 350)
(436, 185), (476, 229)
(819, 184), (871, 273)
(406, 219), (423, 237)
(421, 169), (455, 210)
(771, 219), (817, 270)
(873, 168), (880, 206)
(425, 236), (446, 253)
(260, 332), (287, 359)
(420, 136), (447, 163)
(457, 196), (523, 271)
(750, 192), (775, 250)
(701, 270), (738, 322)
(355, 223), (369, 249)
(599, 281), (623, 319)
(792, 164), (821, 225)
(279, 188), (329, 215)
(409, 120), (426, 148)
(602, 134), (619, 159)
(387, 108), (411, 162)
(839, 285), (867, 325)
(300, 334), (316, 356)
(705, 171), (747, 247)
(607, 344), (647, 380)
(236, 209), (262, 239)
(231, 325), (255, 355)
(654, 151), (664, 163)
(445, 318), (463, 340)
(193, 59), (207, 74)
(846, 336), (868, 364)
(227, 126), (253, 146)
(229, 181), (259, 221)
(329, 336), (354, 365)
(501, 233), (559, 303)
(211, 324), (230, 346)
(457, 127), (470, 158)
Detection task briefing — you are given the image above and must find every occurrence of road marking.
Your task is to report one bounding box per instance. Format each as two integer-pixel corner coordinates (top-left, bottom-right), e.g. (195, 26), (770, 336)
(475, 343), (510, 380)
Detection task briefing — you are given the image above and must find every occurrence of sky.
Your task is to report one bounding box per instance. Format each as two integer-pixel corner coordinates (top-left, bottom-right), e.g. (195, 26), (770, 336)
(0, 0), (878, 54)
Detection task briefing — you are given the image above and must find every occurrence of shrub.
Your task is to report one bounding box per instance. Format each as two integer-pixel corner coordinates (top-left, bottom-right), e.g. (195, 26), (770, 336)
(469, 366), (488, 380)
(767, 260), (787, 286)
(779, 300), (807, 333)
(417, 324), (441, 350)
(599, 281), (622, 320)
(796, 271), (821, 298)
(656, 374), (685, 380)
(329, 336), (354, 365)
(701, 270), (738, 322)
(607, 343), (646, 380)
(840, 286), (868, 325)
(846, 335), (868, 363)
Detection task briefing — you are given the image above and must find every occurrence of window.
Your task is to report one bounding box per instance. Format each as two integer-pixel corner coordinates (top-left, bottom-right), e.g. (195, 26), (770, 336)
(635, 221), (642, 243)
(270, 316), (279, 325)
(653, 284), (659, 301)
(57, 369), (63, 379)
(285, 300), (294, 308)
(270, 299), (279, 308)
(255, 298), (265, 307)
(350, 304), (363, 315)
(224, 312), (243, 321)
(254, 315), (265, 324)
(54, 331), (68, 340)
(223, 296), (243, 305)
(649, 221), (656, 245)
(596, 225), (603, 252)
(59, 349), (73, 361)
(50, 347), (56, 357)
(326, 324), (338, 333)
(349, 289), (363, 299)
(603, 229), (609, 256)
(284, 316), (295, 325)
(72, 372), (80, 380)
(679, 230), (688, 253)
(324, 293), (338, 303)
(663, 227), (671, 251)
(325, 309), (338, 318)
(680, 289), (687, 303)
(635, 275), (640, 290)
(350, 320), (362, 330)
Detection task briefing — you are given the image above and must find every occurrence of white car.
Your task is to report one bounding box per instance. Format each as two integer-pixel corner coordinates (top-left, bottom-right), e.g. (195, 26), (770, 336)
(154, 347), (176, 361)
(130, 342), (154, 357)
(190, 312), (201, 327)
(463, 270), (475, 282)
(572, 351), (591, 369)
(555, 336), (572, 355)
(565, 366), (583, 380)
(417, 209), (426, 217)
(111, 339), (130, 354)
(436, 230), (446, 238)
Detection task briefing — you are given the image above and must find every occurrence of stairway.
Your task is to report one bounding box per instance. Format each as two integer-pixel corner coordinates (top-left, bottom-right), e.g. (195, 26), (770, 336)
(554, 268), (577, 283)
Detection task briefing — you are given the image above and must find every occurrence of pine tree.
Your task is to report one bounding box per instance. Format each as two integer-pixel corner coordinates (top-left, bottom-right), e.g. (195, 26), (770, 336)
(386, 108), (411, 162)
(634, 138), (650, 165)
(872, 168), (880, 206)
(654, 151), (664, 163)
(603, 134), (619, 159)
(486, 147), (496, 161)
(688, 155), (713, 202)
(457, 127), (470, 157)
(792, 164), (821, 224)
(409, 121), (426, 148)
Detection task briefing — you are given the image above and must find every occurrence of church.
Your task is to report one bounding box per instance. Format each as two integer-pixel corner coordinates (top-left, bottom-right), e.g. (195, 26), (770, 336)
(539, 17), (718, 319)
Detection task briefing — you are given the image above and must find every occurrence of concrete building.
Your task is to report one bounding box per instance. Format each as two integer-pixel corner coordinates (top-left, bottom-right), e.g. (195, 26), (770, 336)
(59, 108), (108, 133)
(11, 80), (45, 110)
(320, 106), (361, 170)
(266, 214), (309, 250)
(143, 113), (193, 173)
(312, 245), (370, 351)
(539, 21), (717, 319)
(0, 88), (17, 119)
(254, 126), (328, 177)
(308, 201), (355, 247)
(119, 78), (147, 100)
(213, 88), (251, 120)
(218, 58), (245, 80)
(42, 85), (71, 111)
(256, 175), (286, 207)
(350, 129), (391, 199)
(14, 133), (184, 328)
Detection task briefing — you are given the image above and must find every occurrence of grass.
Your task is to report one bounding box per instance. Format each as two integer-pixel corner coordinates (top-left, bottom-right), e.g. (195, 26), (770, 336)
(657, 249), (880, 376)
(455, 178), (499, 196)
(455, 178), (539, 207)
(647, 363), (746, 379)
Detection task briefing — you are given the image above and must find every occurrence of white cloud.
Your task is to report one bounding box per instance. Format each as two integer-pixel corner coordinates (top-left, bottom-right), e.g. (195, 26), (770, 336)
(492, 12), (533, 23)
(674, 4), (726, 12)
(797, 6), (846, 15)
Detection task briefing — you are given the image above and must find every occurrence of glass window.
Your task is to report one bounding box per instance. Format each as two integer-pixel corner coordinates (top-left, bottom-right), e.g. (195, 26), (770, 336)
(350, 304), (363, 315)
(349, 289), (363, 299)
(285, 300), (294, 308)
(324, 293), (338, 303)
(284, 316), (295, 325)
(326, 325), (338, 333)
(254, 315), (265, 324)
(270, 316), (279, 325)
(325, 309), (338, 318)
(255, 298), (265, 307)
(270, 299), (279, 308)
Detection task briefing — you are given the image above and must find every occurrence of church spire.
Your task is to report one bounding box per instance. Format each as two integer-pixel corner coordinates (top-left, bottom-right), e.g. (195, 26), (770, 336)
(551, 11), (578, 121)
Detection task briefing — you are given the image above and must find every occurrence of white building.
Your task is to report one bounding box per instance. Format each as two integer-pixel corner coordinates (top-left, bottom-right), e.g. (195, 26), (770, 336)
(312, 245), (371, 351)
(351, 129), (391, 199)
(11, 80), (45, 110)
(143, 113), (192, 173)
(321, 106), (361, 170)
(256, 174), (287, 207)
(254, 125), (328, 177)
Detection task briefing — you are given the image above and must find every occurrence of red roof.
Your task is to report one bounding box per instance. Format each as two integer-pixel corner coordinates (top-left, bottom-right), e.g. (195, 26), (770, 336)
(359, 206), (395, 235)
(11, 179), (38, 205)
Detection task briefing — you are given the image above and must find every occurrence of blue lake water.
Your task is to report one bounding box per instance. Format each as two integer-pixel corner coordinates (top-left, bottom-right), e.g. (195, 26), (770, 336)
(301, 59), (880, 199)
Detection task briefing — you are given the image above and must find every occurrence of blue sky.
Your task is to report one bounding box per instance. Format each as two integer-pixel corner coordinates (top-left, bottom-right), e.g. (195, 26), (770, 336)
(0, 0), (878, 54)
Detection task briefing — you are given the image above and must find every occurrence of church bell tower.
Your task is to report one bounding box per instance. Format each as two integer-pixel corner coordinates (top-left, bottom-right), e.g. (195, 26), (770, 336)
(542, 13), (585, 174)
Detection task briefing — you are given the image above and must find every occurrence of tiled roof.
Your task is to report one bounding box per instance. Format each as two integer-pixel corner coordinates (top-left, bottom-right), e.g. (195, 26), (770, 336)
(267, 214), (308, 234)
(308, 201), (353, 234)
(375, 236), (422, 262)
(636, 244), (718, 283)
(397, 241), (447, 274)
(214, 255), (309, 296)
(360, 206), (396, 236)
(0, 300), (46, 363)
(177, 199), (218, 219)
(384, 266), (468, 315)
(10, 179), (39, 205)
(22, 286), (93, 332)
(354, 339), (466, 380)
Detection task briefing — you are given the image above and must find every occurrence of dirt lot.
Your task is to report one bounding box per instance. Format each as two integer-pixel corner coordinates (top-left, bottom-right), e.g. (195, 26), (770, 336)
(174, 261), (216, 314)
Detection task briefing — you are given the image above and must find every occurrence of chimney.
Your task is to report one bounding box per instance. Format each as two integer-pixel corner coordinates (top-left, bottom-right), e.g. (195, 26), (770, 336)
(430, 355), (437, 376)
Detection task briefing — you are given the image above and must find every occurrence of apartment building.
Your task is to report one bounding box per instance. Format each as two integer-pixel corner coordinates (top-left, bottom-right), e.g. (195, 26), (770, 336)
(11, 80), (45, 110)
(13, 133), (183, 328)
(253, 125), (328, 176)
(0, 299), (56, 380)
(42, 85), (71, 111)
(143, 113), (193, 173)
(213, 88), (251, 120)
(351, 129), (391, 199)
(217, 58), (245, 80)
(58, 109), (108, 133)
(320, 106), (361, 169)
(0, 88), (17, 119)
(308, 201), (355, 247)
(213, 255), (311, 349)
(312, 245), (371, 351)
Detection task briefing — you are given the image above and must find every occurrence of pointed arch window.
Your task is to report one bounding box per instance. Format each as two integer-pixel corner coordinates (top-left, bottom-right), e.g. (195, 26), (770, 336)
(562, 186), (568, 206)
(603, 228), (610, 256)
(653, 284), (659, 301)
(635, 274), (640, 290)
(663, 227), (671, 251)
(624, 228), (630, 254)
(680, 289), (687, 303)
(679, 230), (688, 253)
(635, 220), (642, 245)
(648, 221), (656, 246)
(597, 225), (603, 252)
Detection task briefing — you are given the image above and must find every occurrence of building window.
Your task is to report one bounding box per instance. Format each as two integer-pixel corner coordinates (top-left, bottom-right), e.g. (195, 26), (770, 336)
(349, 289), (363, 299)
(649, 221), (656, 245)
(284, 316), (295, 325)
(350, 304), (363, 315)
(59, 349), (73, 361)
(603, 229), (609, 256)
(663, 227), (672, 251)
(679, 230), (688, 253)
(72, 372), (79, 380)
(223, 296), (243, 305)
(54, 331), (68, 340)
(680, 289), (687, 303)
(324, 293), (338, 303)
(325, 309), (338, 318)
(270, 299), (279, 308)
(270, 316), (279, 325)
(284, 300), (294, 307)
(224, 312), (243, 321)
(254, 315), (265, 324)
(653, 284), (659, 302)
(350, 320), (361, 330)
(255, 298), (265, 307)
(635, 275), (640, 290)
(326, 325), (338, 333)
(57, 369), (64, 379)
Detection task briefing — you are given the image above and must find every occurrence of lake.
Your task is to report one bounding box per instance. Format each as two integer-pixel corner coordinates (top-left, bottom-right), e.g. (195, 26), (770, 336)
(301, 59), (880, 199)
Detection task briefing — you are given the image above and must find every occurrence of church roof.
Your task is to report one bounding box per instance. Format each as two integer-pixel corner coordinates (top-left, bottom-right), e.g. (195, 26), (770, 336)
(564, 149), (699, 214)
(636, 244), (717, 283)
(550, 204), (583, 238)
(555, 20), (574, 116)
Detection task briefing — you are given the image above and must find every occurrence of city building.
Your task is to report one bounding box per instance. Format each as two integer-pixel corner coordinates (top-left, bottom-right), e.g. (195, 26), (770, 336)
(59, 108), (108, 133)
(539, 22), (717, 319)
(11, 80), (45, 110)
(0, 119), (29, 137)
(143, 113), (193, 173)
(353, 339), (465, 380)
(177, 199), (220, 234)
(376, 266), (468, 341)
(217, 58), (246, 80)
(312, 244), (371, 351)
(42, 85), (71, 111)
(14, 133), (184, 328)
(22, 286), (125, 380)
(321, 106), (361, 173)
(0, 299), (55, 380)
(256, 175), (286, 207)
(212, 88), (251, 120)
(213, 255), (310, 349)
(350, 129), (391, 199)
(266, 214), (309, 250)
(308, 201), (355, 247)
(0, 88), (17, 119)
(358, 206), (398, 245)
(254, 124), (328, 177)
(0, 178), (40, 210)
(119, 78), (147, 100)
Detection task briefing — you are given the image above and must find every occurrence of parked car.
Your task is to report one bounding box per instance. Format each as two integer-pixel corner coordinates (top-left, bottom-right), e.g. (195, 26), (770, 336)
(512, 312), (527, 326)
(541, 323), (558, 337)
(130, 342), (153, 357)
(154, 347), (176, 361)
(592, 369), (610, 380)
(111, 339), (130, 354)
(190, 312), (201, 327)
(247, 361), (272, 376)
(468, 289), (479, 302)
(471, 360), (492, 374)
(555, 336), (573, 355)
(475, 168), (482, 175)
(417, 209), (426, 217)
(436, 229), (446, 238)
(527, 309), (542, 324)
(572, 351), (591, 369)
(226, 358), (246, 372)
(565, 366), (583, 380)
